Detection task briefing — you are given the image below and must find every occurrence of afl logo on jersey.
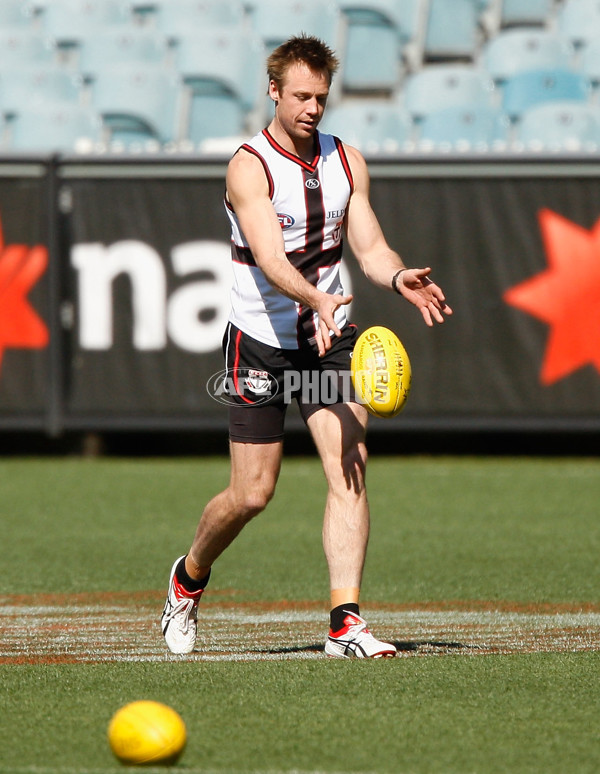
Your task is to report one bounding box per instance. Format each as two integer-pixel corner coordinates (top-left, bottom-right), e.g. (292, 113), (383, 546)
(305, 178), (320, 190)
(277, 213), (295, 229)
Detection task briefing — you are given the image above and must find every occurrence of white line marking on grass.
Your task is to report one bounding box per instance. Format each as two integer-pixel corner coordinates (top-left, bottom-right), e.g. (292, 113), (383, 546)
(2, 603), (600, 663)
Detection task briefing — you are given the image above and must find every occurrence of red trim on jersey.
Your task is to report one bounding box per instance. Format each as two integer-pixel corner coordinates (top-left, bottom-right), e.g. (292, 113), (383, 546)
(240, 143), (275, 199)
(262, 129), (320, 173)
(334, 136), (354, 192)
(233, 329), (253, 404)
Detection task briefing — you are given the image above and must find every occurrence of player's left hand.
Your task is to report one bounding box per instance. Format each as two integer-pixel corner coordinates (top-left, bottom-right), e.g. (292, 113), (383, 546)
(396, 267), (452, 326)
(315, 291), (353, 356)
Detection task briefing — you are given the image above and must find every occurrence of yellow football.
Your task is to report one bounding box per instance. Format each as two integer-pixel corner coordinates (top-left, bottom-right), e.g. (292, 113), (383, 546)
(108, 700), (187, 766)
(351, 326), (411, 418)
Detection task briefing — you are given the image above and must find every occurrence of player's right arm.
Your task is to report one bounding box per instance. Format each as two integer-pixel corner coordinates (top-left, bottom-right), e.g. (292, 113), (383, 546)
(226, 148), (352, 353)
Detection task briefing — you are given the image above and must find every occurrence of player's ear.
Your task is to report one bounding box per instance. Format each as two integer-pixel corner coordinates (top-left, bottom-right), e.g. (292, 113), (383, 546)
(268, 79), (280, 103)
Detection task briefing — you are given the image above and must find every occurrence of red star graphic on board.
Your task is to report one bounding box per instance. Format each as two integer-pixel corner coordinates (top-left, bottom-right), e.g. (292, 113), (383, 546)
(0, 215), (49, 376)
(503, 209), (600, 385)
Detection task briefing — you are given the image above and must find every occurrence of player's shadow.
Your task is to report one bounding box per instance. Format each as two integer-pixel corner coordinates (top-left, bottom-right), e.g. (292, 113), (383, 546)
(254, 640), (471, 656)
(251, 643), (325, 655)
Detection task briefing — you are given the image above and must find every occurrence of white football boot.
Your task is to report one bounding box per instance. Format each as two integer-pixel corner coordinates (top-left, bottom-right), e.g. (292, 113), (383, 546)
(161, 556), (204, 654)
(324, 611), (396, 659)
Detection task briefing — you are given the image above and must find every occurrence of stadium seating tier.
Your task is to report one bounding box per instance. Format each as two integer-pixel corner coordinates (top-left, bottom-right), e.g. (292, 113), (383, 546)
(0, 0), (598, 154)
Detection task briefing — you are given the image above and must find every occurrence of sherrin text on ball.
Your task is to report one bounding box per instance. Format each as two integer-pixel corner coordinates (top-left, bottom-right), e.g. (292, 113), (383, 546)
(351, 326), (411, 418)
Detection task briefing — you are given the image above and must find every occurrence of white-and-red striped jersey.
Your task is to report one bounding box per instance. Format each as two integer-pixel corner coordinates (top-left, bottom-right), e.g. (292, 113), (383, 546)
(225, 128), (354, 349)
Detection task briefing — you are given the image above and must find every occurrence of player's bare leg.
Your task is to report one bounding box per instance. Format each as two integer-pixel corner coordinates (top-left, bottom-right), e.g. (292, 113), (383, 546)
(307, 402), (370, 597)
(187, 439), (283, 578)
(162, 440), (282, 653)
(307, 403), (396, 658)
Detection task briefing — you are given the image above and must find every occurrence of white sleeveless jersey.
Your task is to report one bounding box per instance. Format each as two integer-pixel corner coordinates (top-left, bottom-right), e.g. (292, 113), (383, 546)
(225, 128), (354, 349)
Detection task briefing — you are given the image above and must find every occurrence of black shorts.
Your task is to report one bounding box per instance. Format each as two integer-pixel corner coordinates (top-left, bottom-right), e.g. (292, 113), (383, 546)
(222, 322), (359, 443)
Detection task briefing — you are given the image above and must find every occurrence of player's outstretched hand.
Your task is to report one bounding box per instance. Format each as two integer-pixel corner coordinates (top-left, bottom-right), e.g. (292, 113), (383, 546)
(315, 292), (353, 356)
(397, 267), (452, 326)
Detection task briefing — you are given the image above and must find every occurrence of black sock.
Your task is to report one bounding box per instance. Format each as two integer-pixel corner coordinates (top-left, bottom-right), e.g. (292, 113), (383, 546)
(330, 602), (360, 632)
(175, 556), (211, 593)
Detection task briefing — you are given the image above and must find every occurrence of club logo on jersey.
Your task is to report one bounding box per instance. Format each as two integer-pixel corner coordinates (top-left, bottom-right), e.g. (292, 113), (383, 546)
(277, 213), (295, 229)
(305, 178), (320, 190)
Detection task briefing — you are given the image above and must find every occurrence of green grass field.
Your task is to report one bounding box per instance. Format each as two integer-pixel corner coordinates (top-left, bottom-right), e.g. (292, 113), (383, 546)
(1, 455), (599, 773)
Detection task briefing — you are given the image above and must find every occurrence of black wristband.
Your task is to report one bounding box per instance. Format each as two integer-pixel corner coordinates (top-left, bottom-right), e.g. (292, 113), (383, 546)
(391, 268), (407, 294)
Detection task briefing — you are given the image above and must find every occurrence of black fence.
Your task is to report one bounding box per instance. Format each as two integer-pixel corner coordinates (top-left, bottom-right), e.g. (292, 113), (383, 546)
(1, 153), (599, 438)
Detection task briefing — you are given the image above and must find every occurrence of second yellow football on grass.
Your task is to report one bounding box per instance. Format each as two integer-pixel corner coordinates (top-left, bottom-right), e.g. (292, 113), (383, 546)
(108, 700), (186, 766)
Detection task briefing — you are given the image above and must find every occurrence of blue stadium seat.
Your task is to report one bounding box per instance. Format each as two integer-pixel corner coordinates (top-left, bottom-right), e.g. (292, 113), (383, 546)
(397, 0), (427, 42)
(0, 0), (36, 28)
(128, 0), (159, 23)
(0, 30), (55, 66)
(419, 104), (508, 147)
(319, 100), (414, 152)
(482, 29), (574, 82)
(396, 0), (428, 68)
(581, 38), (600, 89)
(0, 65), (82, 116)
(9, 103), (103, 151)
(338, 0), (402, 30)
(502, 68), (590, 118)
(338, 1), (403, 92)
(174, 28), (266, 116)
(342, 29), (403, 93)
(78, 29), (170, 76)
(154, 0), (247, 40)
(558, 0), (600, 48)
(403, 65), (496, 120)
(186, 90), (247, 145)
(424, 0), (481, 61)
(499, 0), (553, 28)
(515, 100), (600, 147)
(91, 64), (180, 145)
(41, 0), (132, 48)
(247, 0), (344, 51)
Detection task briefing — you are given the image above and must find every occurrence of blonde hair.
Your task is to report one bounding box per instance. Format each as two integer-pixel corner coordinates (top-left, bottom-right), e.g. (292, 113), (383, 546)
(266, 34), (339, 91)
